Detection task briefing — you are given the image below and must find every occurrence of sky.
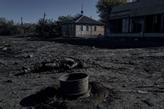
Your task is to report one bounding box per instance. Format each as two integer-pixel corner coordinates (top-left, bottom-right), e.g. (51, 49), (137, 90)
(0, 0), (99, 23)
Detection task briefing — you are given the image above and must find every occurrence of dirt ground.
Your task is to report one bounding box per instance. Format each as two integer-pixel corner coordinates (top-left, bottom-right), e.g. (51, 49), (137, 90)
(0, 36), (164, 109)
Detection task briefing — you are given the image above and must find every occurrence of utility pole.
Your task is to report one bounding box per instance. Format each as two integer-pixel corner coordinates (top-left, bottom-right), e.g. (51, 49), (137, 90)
(21, 17), (23, 26)
(21, 17), (24, 34)
(42, 12), (47, 37)
(43, 12), (46, 21)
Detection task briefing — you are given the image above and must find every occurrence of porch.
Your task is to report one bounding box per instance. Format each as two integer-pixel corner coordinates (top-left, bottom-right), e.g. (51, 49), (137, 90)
(109, 14), (164, 36)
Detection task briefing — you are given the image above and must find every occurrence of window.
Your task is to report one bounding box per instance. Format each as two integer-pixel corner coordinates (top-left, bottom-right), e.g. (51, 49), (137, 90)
(94, 26), (97, 31)
(153, 16), (158, 24)
(83, 25), (86, 31)
(81, 25), (83, 31)
(86, 25), (89, 31)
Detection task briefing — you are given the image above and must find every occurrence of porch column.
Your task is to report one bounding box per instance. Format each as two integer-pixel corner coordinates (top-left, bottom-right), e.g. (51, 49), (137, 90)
(141, 16), (145, 37)
(161, 15), (164, 32)
(128, 16), (131, 33)
(129, 18), (133, 33)
(122, 17), (129, 33)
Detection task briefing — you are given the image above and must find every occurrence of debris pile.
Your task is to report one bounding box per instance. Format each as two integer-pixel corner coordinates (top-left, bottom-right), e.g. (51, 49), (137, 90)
(15, 57), (84, 76)
(0, 43), (20, 58)
(0, 43), (12, 52)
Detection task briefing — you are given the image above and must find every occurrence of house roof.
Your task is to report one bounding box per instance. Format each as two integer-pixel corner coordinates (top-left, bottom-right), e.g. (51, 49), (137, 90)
(110, 0), (164, 20)
(74, 15), (104, 25)
(62, 15), (104, 25)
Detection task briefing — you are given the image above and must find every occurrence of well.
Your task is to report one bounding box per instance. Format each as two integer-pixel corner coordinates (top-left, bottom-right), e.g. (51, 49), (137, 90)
(59, 73), (89, 98)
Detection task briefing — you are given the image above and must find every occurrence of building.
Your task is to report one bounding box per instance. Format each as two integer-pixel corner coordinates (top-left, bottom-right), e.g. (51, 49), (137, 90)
(109, 0), (164, 37)
(62, 15), (104, 38)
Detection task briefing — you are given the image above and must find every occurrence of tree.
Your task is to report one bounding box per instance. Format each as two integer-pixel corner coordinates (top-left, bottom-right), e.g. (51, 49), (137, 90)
(58, 15), (74, 23)
(96, 0), (127, 34)
(35, 18), (62, 38)
(35, 15), (75, 39)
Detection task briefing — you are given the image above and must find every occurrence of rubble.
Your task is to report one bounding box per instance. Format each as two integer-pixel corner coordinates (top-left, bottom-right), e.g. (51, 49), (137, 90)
(2, 47), (8, 51)
(24, 54), (34, 58)
(15, 57), (84, 76)
(4, 80), (12, 83)
(141, 99), (154, 107)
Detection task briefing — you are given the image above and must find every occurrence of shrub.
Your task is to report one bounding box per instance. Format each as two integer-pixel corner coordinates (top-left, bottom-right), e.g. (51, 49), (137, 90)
(0, 18), (18, 35)
(35, 18), (61, 39)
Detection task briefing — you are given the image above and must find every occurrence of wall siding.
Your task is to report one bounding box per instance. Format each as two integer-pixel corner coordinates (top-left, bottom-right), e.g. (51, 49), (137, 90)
(75, 25), (104, 38)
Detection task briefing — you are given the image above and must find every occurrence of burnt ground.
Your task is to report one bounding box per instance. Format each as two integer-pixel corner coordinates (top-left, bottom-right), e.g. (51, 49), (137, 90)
(0, 36), (164, 109)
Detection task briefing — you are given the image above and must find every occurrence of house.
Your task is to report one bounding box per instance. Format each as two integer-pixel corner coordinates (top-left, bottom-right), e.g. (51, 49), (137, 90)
(109, 0), (164, 37)
(62, 15), (104, 38)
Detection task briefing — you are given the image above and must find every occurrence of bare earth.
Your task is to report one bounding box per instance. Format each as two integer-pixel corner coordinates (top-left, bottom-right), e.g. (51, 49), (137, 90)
(0, 36), (164, 109)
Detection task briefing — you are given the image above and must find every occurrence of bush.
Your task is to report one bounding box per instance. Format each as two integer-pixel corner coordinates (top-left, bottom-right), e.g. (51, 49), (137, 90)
(0, 18), (18, 35)
(0, 17), (62, 37)
(35, 18), (61, 39)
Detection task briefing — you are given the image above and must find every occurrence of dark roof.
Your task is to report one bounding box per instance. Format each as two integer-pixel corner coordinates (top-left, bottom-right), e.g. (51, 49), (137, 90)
(62, 15), (104, 25)
(110, 0), (164, 19)
(75, 15), (104, 25)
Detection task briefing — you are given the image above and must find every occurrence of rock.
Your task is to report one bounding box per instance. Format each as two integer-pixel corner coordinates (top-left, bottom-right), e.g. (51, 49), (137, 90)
(23, 54), (34, 58)
(141, 99), (154, 107)
(44, 62), (59, 68)
(27, 54), (33, 58)
(4, 80), (13, 83)
(2, 47), (8, 51)
(92, 46), (95, 49)
(60, 57), (78, 69)
(22, 67), (31, 73)
(90, 82), (109, 98)
(13, 61), (19, 65)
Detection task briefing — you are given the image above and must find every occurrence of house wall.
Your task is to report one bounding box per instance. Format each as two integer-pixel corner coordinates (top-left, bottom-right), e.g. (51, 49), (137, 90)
(108, 0), (164, 36)
(161, 15), (164, 32)
(109, 15), (164, 34)
(109, 19), (123, 33)
(75, 25), (104, 38)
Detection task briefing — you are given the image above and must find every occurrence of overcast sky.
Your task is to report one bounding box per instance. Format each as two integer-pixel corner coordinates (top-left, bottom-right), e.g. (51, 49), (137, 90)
(0, 0), (99, 23)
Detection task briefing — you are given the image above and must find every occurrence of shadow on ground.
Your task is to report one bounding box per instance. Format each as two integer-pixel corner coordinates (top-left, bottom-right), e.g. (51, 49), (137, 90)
(20, 87), (57, 107)
(51, 37), (164, 49)
(20, 82), (116, 109)
(5, 35), (164, 49)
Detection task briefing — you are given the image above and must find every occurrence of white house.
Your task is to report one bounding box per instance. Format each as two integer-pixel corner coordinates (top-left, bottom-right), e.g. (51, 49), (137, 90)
(62, 15), (104, 38)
